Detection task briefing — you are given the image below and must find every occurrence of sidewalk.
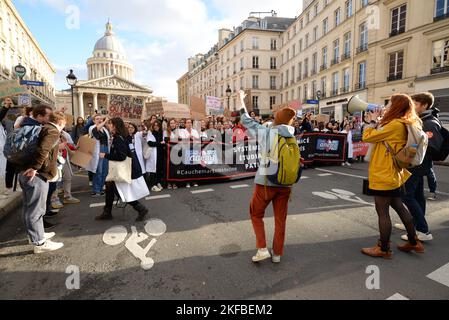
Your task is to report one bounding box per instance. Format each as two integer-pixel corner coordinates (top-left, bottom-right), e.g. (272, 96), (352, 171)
(0, 182), (21, 223)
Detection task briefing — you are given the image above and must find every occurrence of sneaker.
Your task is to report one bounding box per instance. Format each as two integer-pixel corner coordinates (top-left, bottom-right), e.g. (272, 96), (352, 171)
(157, 183), (163, 190)
(394, 223), (406, 231)
(186, 183), (191, 188)
(64, 196), (80, 204)
(3, 188), (12, 196)
(271, 250), (281, 263)
(341, 162), (346, 167)
(401, 232), (433, 242)
(167, 184), (173, 190)
(28, 232), (56, 245)
(427, 193), (437, 201)
(91, 192), (101, 197)
(252, 248), (271, 263)
(151, 186), (162, 192)
(43, 219), (56, 230)
(34, 239), (64, 254)
(51, 200), (64, 209)
(346, 162), (351, 167)
(193, 183), (199, 187)
(45, 210), (59, 218)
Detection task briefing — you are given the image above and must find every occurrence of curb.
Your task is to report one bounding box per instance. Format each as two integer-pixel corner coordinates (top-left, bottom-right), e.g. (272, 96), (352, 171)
(0, 194), (21, 223)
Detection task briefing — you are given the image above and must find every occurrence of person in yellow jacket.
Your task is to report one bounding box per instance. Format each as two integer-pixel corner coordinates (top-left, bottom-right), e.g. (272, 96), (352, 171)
(361, 93), (424, 259)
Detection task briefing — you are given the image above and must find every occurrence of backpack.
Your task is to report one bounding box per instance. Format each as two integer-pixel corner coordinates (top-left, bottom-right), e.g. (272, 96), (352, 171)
(384, 124), (428, 169)
(431, 121), (449, 161)
(267, 134), (301, 186)
(3, 125), (42, 167)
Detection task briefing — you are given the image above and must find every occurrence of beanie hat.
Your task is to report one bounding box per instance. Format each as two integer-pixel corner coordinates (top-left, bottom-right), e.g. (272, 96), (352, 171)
(274, 107), (297, 126)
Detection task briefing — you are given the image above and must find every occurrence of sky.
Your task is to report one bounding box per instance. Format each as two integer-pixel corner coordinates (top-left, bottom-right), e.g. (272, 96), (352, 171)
(13, 0), (303, 102)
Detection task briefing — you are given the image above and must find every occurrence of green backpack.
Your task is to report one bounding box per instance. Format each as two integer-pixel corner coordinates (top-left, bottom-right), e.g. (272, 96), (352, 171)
(267, 134), (301, 186)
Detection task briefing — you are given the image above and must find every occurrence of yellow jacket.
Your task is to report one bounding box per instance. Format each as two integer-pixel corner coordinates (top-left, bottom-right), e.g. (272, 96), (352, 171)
(363, 119), (411, 191)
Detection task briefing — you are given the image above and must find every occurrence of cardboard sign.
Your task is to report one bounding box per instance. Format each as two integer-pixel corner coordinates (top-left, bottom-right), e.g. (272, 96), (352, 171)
(0, 80), (28, 99)
(146, 101), (164, 116)
(70, 135), (96, 168)
(314, 114), (330, 124)
(190, 96), (206, 120)
(244, 89), (253, 112)
(162, 102), (191, 119)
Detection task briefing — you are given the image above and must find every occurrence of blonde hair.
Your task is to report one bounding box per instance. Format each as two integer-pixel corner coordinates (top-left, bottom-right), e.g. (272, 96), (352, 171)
(50, 111), (66, 124)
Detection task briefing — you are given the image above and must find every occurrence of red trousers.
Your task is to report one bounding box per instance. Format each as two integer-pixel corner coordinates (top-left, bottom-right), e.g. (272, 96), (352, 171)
(249, 184), (291, 256)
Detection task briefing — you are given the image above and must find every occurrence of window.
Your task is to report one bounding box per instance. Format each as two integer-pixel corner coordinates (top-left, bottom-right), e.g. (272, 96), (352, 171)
(335, 8), (341, 27)
(286, 70), (289, 85)
(343, 68), (350, 91)
(391, 4), (407, 36)
(233, 46), (237, 56)
(313, 26), (319, 42)
(344, 32), (351, 58)
(297, 87), (301, 100)
(299, 39), (303, 52)
(321, 77), (327, 96)
(252, 37), (259, 49)
(271, 38), (277, 50)
(293, 44), (296, 56)
(322, 46), (328, 68)
(227, 50), (230, 61)
(270, 96), (276, 109)
(226, 66), (230, 77)
(435, 0), (449, 19)
(294, 25), (297, 35)
(270, 76), (277, 89)
(361, 0), (369, 8)
(300, 19), (304, 29)
(304, 83), (309, 100)
(240, 58), (244, 71)
(240, 77), (244, 89)
(333, 39), (340, 64)
(298, 62), (302, 80)
(270, 57), (277, 69)
(346, 0), (353, 18)
(314, 4), (319, 16)
(432, 38), (449, 72)
(292, 66), (296, 83)
(332, 72), (339, 95)
(359, 22), (368, 50)
(240, 40), (244, 52)
(312, 80), (317, 98)
(323, 18), (329, 35)
(388, 51), (404, 80)
(358, 61), (366, 87)
(306, 11), (310, 24)
(252, 96), (259, 108)
(304, 58), (309, 77)
(312, 53), (318, 74)
(252, 56), (259, 69)
(252, 75), (259, 89)
(305, 33), (309, 48)
(324, 0), (329, 6)
(287, 49), (290, 61)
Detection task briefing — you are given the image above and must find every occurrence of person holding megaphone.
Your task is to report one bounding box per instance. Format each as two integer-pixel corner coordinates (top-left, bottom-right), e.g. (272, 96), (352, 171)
(358, 94), (424, 259)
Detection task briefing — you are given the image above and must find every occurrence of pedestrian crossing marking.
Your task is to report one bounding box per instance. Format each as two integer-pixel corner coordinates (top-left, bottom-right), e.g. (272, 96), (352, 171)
(230, 185), (250, 189)
(427, 263), (449, 288)
(191, 189), (214, 194)
(146, 195), (171, 201)
(318, 173), (333, 177)
(387, 293), (410, 300)
(301, 176), (310, 179)
(90, 202), (106, 208)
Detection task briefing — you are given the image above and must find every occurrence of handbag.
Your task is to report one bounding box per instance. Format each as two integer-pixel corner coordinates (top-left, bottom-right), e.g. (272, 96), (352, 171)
(106, 157), (132, 184)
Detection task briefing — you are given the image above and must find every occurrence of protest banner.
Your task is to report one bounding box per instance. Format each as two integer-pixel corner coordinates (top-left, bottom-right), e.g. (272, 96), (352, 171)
(108, 95), (144, 122)
(206, 96), (223, 115)
(297, 133), (347, 164)
(352, 142), (370, 157)
(70, 135), (96, 168)
(162, 102), (191, 119)
(0, 80), (28, 99)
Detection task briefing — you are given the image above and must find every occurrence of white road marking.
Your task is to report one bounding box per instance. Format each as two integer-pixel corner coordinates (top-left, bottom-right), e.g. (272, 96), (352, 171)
(317, 173), (333, 177)
(301, 176), (310, 179)
(427, 263), (449, 288)
(315, 168), (368, 179)
(305, 204), (370, 211)
(191, 189), (214, 194)
(387, 293), (410, 300)
(146, 194), (171, 201)
(90, 202), (105, 208)
(230, 184), (250, 189)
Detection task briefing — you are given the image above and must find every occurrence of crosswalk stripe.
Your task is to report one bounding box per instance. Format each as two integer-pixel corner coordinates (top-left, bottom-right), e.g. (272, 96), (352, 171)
(230, 184), (250, 189)
(89, 202), (105, 208)
(301, 176), (310, 179)
(387, 293), (410, 300)
(427, 263), (449, 288)
(191, 189), (214, 194)
(316, 168), (368, 179)
(318, 173), (333, 177)
(146, 194), (171, 201)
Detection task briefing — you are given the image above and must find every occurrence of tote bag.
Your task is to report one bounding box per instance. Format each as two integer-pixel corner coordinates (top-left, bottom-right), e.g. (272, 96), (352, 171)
(106, 157), (132, 184)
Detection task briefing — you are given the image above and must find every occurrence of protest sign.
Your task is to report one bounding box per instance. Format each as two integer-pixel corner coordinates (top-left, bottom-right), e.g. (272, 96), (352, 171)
(70, 135), (96, 168)
(190, 96), (206, 120)
(109, 95), (144, 122)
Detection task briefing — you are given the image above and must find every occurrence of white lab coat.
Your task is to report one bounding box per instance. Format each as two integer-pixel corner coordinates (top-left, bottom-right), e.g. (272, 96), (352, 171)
(341, 129), (354, 159)
(133, 132), (146, 175)
(85, 125), (110, 173)
(144, 132), (157, 173)
(115, 176), (150, 203)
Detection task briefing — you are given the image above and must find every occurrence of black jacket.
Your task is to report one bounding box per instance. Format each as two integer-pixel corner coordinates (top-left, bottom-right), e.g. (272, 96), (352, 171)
(0, 106), (9, 123)
(410, 108), (444, 176)
(105, 135), (142, 180)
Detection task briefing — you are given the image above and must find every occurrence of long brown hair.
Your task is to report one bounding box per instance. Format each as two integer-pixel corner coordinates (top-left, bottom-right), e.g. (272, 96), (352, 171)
(380, 94), (422, 128)
(109, 118), (129, 138)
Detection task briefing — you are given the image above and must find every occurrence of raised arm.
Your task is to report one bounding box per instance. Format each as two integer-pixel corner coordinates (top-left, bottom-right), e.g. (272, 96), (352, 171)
(236, 90), (267, 132)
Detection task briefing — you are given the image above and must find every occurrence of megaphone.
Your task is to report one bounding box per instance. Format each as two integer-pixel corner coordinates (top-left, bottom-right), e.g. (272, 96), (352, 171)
(347, 95), (383, 115)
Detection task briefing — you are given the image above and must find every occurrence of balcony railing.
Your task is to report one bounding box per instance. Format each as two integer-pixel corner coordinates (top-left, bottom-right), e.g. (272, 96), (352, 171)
(434, 13), (449, 22)
(331, 58), (340, 66)
(390, 28), (405, 37)
(341, 52), (351, 61)
(303, 72), (309, 79)
(387, 73), (403, 82)
(431, 66), (449, 74)
(357, 44), (368, 54)
(340, 86), (350, 93)
(355, 82), (366, 90)
(270, 85), (277, 90)
(320, 64), (328, 71)
(297, 76), (302, 82)
(331, 89), (339, 96)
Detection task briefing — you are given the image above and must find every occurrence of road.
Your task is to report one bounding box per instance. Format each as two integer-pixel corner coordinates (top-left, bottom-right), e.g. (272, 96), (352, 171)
(1, 163), (449, 300)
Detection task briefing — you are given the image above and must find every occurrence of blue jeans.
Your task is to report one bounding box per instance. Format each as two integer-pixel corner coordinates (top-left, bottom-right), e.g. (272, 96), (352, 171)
(427, 168), (437, 193)
(92, 145), (109, 194)
(401, 174), (429, 234)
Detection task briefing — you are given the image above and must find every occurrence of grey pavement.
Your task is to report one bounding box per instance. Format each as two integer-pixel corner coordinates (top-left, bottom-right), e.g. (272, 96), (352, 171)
(0, 163), (448, 300)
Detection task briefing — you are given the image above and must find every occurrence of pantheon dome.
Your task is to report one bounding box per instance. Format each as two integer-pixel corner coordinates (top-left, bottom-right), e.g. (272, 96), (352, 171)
(86, 21), (134, 81)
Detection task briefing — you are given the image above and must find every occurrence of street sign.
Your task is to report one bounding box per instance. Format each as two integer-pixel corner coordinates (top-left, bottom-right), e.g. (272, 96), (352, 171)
(20, 80), (44, 87)
(14, 64), (27, 79)
(306, 99), (319, 105)
(18, 93), (32, 106)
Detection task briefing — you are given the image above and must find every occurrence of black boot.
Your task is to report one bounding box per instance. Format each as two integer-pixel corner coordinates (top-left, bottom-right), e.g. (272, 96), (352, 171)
(95, 207), (113, 221)
(133, 203), (148, 222)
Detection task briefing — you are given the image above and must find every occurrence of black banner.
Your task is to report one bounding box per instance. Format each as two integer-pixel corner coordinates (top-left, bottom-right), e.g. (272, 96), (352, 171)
(297, 133), (347, 164)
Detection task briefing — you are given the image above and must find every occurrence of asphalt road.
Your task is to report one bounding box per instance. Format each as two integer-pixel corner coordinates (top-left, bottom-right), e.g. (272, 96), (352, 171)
(1, 163), (449, 300)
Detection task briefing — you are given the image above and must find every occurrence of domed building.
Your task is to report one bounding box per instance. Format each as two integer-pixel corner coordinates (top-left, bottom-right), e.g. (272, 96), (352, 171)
(56, 21), (156, 124)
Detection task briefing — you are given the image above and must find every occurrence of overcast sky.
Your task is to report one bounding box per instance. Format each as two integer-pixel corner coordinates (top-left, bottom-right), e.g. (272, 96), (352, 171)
(15, 0), (303, 101)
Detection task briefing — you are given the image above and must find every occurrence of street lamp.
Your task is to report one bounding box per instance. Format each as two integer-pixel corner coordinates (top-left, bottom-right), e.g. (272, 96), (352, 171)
(226, 85), (232, 110)
(88, 103), (93, 117)
(66, 69), (77, 125)
(316, 90), (322, 115)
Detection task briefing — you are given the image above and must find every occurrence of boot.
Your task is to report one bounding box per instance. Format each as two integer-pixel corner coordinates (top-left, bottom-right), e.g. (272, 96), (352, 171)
(95, 207), (113, 221)
(361, 240), (393, 259)
(133, 203), (148, 222)
(397, 236), (425, 253)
